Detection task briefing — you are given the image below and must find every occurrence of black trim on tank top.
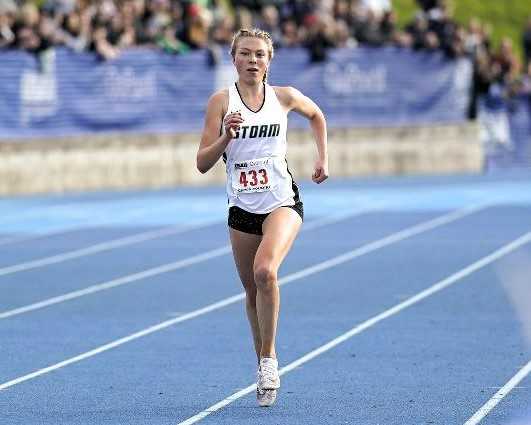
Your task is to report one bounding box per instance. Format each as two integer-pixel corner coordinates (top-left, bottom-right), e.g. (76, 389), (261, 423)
(235, 82), (266, 113)
(219, 121), (227, 163)
(285, 159), (300, 203)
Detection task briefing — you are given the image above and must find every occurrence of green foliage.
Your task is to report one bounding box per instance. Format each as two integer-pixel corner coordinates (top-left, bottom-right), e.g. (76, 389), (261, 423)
(393, 0), (529, 60)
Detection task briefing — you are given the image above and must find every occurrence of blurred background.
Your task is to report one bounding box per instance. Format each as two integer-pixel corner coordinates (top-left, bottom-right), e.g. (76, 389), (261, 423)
(0, 0), (530, 194)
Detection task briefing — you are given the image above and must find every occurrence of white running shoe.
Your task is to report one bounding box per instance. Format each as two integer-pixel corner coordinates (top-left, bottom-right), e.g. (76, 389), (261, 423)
(256, 387), (277, 407)
(258, 357), (280, 390)
(256, 363), (278, 407)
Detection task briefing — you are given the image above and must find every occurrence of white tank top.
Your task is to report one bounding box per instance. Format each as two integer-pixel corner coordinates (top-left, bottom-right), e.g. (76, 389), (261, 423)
(223, 83), (297, 214)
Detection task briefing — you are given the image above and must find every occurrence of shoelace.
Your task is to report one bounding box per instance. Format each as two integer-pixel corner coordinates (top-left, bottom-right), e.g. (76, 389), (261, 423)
(260, 363), (278, 383)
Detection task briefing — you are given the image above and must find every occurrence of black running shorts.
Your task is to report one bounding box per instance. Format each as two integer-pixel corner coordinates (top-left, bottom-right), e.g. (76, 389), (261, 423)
(228, 202), (304, 236)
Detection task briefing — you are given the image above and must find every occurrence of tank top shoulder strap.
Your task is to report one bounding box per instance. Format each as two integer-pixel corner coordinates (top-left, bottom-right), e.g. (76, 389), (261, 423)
(227, 83), (241, 114)
(264, 84), (286, 115)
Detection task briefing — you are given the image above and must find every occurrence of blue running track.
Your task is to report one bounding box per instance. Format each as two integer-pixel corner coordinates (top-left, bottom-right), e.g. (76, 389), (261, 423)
(0, 170), (530, 425)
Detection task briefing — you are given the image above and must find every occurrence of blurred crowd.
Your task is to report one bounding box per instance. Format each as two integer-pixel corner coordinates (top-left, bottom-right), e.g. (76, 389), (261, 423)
(0, 0), (530, 112)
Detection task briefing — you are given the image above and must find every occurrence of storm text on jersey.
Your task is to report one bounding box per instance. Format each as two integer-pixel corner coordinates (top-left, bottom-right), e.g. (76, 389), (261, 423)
(234, 123), (280, 139)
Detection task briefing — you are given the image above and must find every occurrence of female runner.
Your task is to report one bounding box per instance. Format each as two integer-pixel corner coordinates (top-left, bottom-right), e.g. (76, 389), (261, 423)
(197, 28), (328, 407)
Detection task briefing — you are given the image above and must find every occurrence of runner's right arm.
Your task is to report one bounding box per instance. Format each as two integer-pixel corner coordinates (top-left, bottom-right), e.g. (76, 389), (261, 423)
(197, 91), (243, 174)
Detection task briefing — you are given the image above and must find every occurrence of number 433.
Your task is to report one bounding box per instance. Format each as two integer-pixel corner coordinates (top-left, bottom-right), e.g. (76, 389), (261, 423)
(240, 169), (268, 187)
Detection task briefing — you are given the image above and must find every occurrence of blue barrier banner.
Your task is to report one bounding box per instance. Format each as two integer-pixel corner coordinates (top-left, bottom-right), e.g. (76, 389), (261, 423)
(0, 47), (472, 139)
(507, 96), (531, 167)
(269, 47), (473, 128)
(479, 90), (531, 169)
(0, 48), (217, 139)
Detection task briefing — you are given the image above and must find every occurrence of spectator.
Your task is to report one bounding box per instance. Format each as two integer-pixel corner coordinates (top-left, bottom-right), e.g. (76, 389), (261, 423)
(379, 10), (397, 44)
(392, 30), (413, 49)
(405, 13), (429, 50)
(354, 8), (384, 46)
(279, 18), (300, 47)
(0, 6), (15, 48)
(14, 2), (43, 53)
(38, 10), (63, 48)
(492, 37), (521, 82)
(210, 14), (235, 46)
(423, 30), (440, 52)
(90, 23), (119, 60)
(42, 0), (77, 16)
(464, 17), (484, 56)
(231, 0), (283, 14)
(106, 11), (130, 47)
(520, 62), (531, 95)
(0, 0), (16, 12)
(468, 49), (496, 119)
(523, 17), (531, 67)
(234, 6), (252, 31)
(426, 1), (457, 52)
(360, 0), (391, 18)
(0, 0), (16, 43)
(180, 3), (211, 49)
(279, 0), (315, 27)
(257, 5), (282, 47)
(302, 13), (334, 62)
(334, 18), (357, 48)
(156, 22), (189, 54)
(416, 0), (437, 13)
(143, 0), (171, 44)
(444, 24), (467, 58)
(332, 0), (350, 23)
(169, 1), (185, 36)
(128, 0), (151, 45)
(59, 9), (90, 52)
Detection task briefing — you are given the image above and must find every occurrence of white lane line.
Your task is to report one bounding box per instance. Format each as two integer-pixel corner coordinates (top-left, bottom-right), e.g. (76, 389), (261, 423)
(0, 227), (121, 247)
(0, 246), (232, 320)
(0, 202), (84, 224)
(0, 213), (317, 247)
(0, 221), (221, 279)
(278, 204), (487, 286)
(0, 203), (151, 241)
(0, 218), (178, 248)
(301, 203), (385, 231)
(0, 226), (109, 247)
(0, 205), (484, 390)
(463, 359), (531, 425)
(178, 230), (531, 425)
(0, 205), (380, 320)
(0, 229), (62, 246)
(0, 201), (378, 276)
(0, 200), (218, 247)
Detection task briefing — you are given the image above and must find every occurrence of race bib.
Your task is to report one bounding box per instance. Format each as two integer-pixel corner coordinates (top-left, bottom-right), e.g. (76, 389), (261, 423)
(231, 157), (276, 194)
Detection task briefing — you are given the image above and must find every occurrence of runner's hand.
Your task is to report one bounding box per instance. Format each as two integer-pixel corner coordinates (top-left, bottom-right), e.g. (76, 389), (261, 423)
(223, 111), (243, 139)
(312, 159), (329, 184)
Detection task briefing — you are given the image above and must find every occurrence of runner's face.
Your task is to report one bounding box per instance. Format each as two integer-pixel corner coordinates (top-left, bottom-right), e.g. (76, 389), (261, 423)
(233, 37), (270, 83)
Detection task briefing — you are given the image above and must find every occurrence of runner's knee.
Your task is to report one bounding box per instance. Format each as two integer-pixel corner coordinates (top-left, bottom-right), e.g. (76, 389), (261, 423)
(253, 264), (277, 291)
